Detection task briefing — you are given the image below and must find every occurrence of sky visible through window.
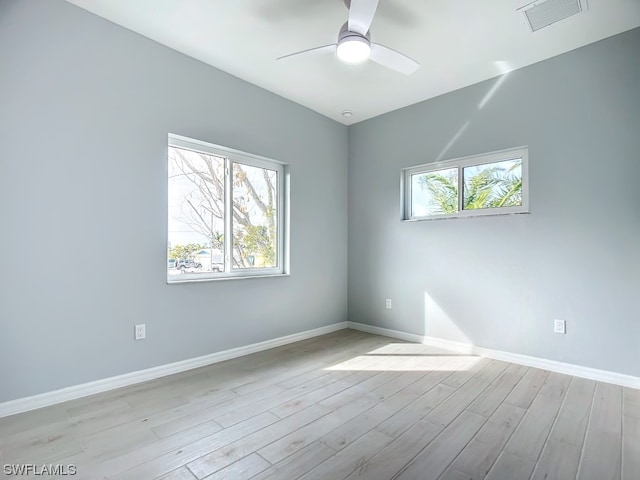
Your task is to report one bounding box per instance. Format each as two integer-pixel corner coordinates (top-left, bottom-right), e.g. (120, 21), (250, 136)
(168, 147), (224, 247)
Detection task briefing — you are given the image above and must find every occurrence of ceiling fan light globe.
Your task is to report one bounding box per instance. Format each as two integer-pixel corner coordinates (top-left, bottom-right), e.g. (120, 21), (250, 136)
(336, 37), (371, 63)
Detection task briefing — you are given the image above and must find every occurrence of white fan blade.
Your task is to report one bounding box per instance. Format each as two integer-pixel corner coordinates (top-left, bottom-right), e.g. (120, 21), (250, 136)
(348, 0), (379, 35)
(277, 44), (335, 61)
(370, 43), (419, 75)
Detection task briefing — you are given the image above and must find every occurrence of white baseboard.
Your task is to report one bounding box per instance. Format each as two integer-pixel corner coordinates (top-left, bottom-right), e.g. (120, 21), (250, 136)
(346, 321), (425, 344)
(4, 320), (637, 419)
(0, 322), (348, 419)
(347, 321), (640, 389)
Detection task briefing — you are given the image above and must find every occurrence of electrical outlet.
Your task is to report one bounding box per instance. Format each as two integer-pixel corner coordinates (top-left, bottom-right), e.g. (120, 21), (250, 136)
(554, 319), (566, 334)
(385, 299), (392, 309)
(135, 324), (146, 340)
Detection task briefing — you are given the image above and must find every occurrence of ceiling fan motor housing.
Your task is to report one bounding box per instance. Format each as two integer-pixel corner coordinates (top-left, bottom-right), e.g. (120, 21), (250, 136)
(338, 21), (371, 43)
(337, 22), (371, 63)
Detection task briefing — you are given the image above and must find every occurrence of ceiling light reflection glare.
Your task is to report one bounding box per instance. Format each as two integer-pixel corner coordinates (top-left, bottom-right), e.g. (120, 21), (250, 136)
(337, 37), (371, 63)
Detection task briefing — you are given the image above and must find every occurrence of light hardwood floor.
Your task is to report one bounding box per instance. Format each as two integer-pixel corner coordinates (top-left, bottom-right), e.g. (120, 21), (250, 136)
(1, 330), (638, 480)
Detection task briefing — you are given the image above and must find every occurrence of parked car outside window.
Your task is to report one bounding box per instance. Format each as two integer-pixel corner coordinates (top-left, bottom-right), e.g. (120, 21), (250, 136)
(175, 259), (202, 270)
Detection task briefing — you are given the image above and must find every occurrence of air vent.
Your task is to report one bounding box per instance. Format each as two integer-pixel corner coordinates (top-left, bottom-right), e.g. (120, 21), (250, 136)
(517, 0), (587, 32)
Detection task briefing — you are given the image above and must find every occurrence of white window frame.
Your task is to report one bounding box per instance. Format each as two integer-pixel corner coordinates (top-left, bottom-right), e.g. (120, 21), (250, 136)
(402, 146), (529, 221)
(168, 134), (289, 283)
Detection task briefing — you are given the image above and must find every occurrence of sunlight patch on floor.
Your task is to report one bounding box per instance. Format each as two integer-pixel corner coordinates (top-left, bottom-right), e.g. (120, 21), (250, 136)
(325, 351), (481, 372)
(367, 343), (460, 356)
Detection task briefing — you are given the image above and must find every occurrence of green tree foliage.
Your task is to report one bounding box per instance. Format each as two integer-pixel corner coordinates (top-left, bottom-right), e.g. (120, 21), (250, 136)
(464, 162), (522, 209)
(169, 243), (204, 260)
(418, 171), (458, 214)
(243, 225), (275, 265)
(419, 162), (522, 213)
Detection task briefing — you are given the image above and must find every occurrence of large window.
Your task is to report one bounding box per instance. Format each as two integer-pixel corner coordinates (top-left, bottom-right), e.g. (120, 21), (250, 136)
(403, 147), (529, 220)
(168, 134), (287, 282)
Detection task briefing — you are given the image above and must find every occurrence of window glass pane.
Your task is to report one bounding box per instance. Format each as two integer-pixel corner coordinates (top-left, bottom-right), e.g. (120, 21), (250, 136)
(463, 158), (522, 210)
(168, 146), (226, 277)
(411, 168), (458, 217)
(232, 163), (278, 269)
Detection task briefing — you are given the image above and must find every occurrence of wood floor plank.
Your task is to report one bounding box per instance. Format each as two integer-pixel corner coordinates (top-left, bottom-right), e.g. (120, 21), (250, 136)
(229, 335), (380, 396)
(317, 369), (403, 411)
(344, 420), (443, 480)
(424, 376), (490, 428)
(320, 384), (419, 451)
(424, 360), (509, 428)
(375, 383), (455, 438)
(157, 466), (198, 480)
(298, 430), (393, 480)
(136, 389), (238, 435)
(368, 370), (430, 401)
(251, 441), (336, 480)
(0, 405), (69, 438)
(105, 411), (279, 479)
(467, 363), (528, 417)
(623, 414), (640, 480)
(622, 387), (640, 480)
(80, 421), (158, 462)
(442, 440), (499, 480)
(441, 357), (490, 388)
(395, 411), (486, 480)
(401, 369), (454, 396)
(623, 387), (640, 419)
(258, 395), (379, 464)
(269, 371), (372, 419)
(1, 433), (85, 465)
(447, 403), (526, 479)
(198, 453), (270, 480)
(0, 419), (73, 459)
(152, 419), (226, 451)
(504, 372), (570, 462)
(214, 369), (352, 428)
(168, 383), (284, 427)
(504, 368), (549, 409)
(531, 438), (581, 480)
(64, 400), (143, 436)
(474, 403), (527, 448)
(485, 451), (535, 480)
(66, 397), (132, 420)
(151, 412), (224, 440)
(64, 415), (226, 479)
(577, 382), (623, 480)
(67, 393), (192, 438)
(549, 376), (595, 447)
(439, 468), (476, 480)
(186, 404), (329, 479)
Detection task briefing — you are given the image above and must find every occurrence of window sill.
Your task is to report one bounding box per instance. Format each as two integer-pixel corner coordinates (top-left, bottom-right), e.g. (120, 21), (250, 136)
(403, 210), (530, 222)
(167, 272), (290, 284)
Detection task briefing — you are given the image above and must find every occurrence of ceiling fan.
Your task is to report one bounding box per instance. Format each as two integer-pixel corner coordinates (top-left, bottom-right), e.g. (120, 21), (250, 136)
(277, 0), (420, 75)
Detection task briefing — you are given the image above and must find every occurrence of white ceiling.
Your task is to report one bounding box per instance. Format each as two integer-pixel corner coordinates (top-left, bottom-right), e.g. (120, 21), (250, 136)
(66, 0), (640, 125)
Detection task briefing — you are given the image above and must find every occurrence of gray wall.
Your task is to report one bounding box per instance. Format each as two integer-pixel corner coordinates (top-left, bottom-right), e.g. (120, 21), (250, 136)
(0, 0), (348, 402)
(349, 28), (640, 376)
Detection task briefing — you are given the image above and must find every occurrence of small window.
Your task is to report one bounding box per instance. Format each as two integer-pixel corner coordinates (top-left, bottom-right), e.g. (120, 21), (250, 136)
(403, 147), (529, 221)
(168, 134), (287, 282)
